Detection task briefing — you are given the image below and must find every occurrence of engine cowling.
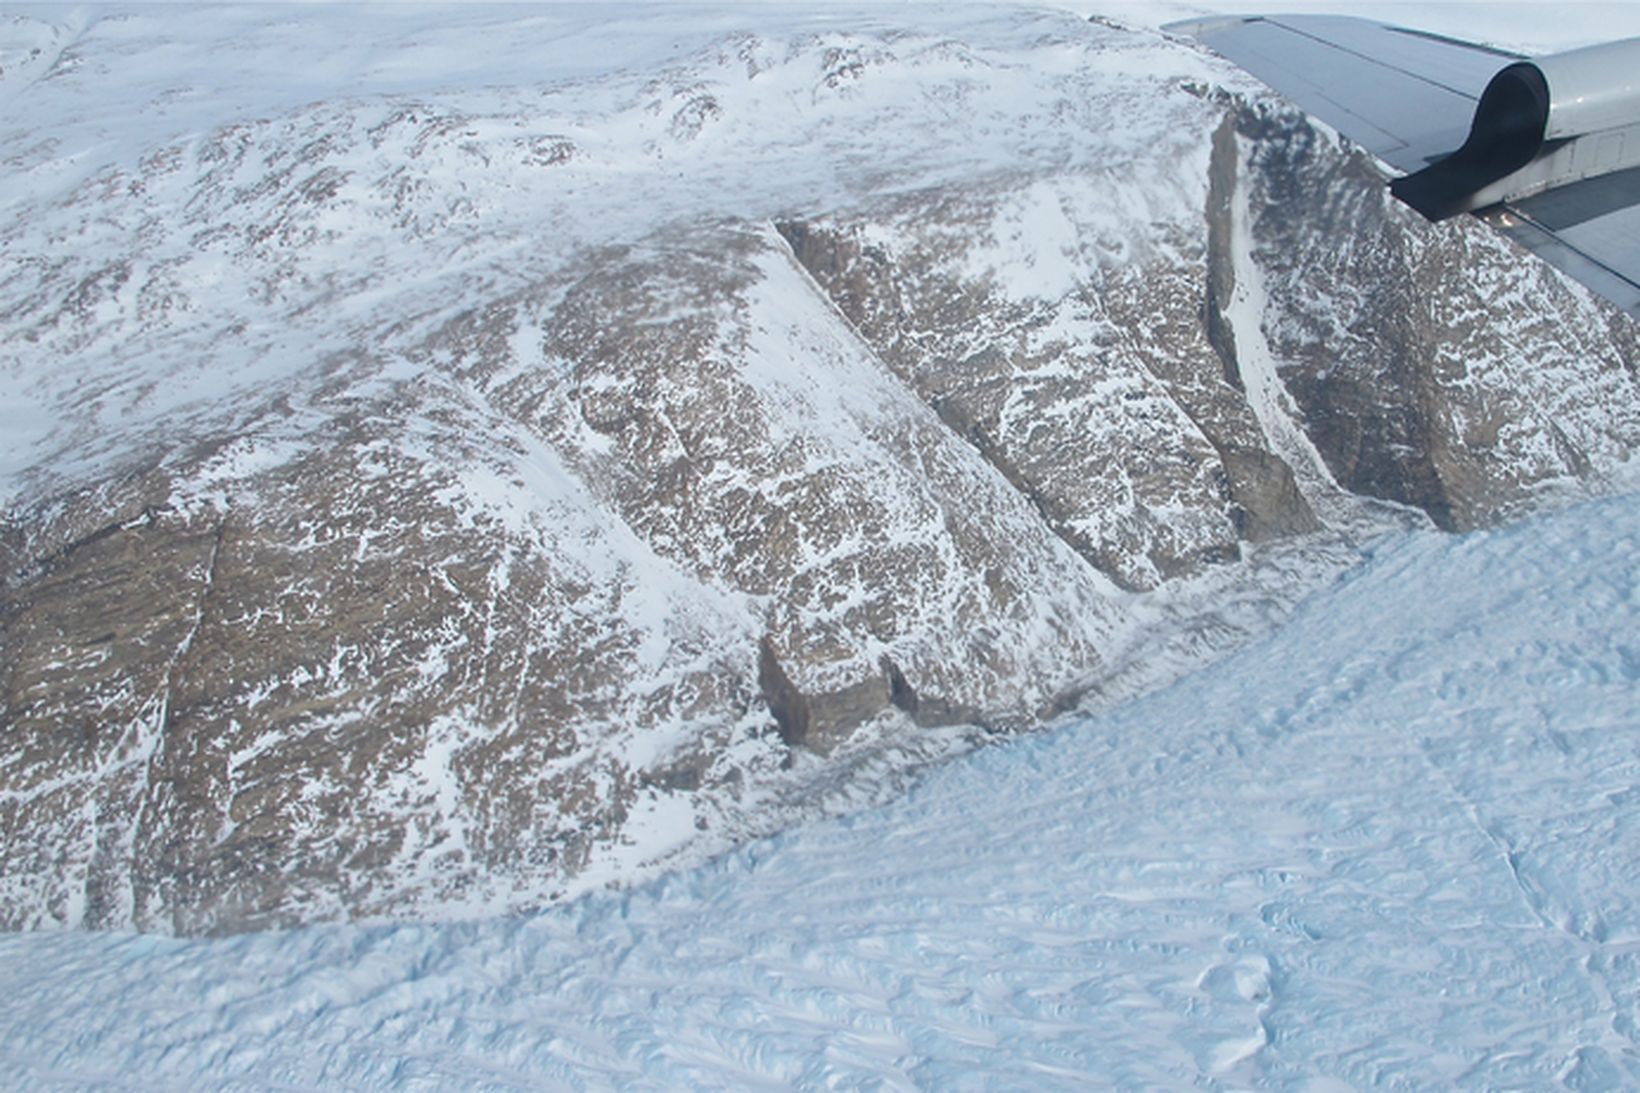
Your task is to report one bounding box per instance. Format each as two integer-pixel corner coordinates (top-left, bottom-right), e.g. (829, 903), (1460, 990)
(1392, 37), (1640, 220)
(1539, 37), (1640, 140)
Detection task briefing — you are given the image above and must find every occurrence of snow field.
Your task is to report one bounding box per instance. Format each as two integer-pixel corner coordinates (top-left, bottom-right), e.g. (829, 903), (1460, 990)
(6, 0), (1640, 1084)
(4, 488), (1638, 1088)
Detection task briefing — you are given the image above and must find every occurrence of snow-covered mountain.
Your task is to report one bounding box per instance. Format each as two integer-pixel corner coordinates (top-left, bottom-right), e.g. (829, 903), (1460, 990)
(5, 463), (1639, 1088)
(2, 3), (1638, 935)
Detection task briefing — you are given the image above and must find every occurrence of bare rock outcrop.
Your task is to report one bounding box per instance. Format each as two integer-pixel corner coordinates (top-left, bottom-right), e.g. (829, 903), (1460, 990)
(1, 9), (1636, 933)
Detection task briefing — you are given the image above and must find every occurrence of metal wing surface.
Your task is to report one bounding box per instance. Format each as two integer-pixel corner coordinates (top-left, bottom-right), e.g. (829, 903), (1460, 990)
(1169, 14), (1640, 318)
(1491, 174), (1640, 317)
(1167, 14), (1515, 171)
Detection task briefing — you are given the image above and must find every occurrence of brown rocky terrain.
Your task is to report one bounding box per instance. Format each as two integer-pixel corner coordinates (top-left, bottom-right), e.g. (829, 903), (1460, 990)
(2, 7), (1636, 934)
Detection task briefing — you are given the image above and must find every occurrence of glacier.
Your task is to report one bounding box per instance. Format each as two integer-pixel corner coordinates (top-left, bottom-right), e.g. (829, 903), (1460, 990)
(4, 480), (1639, 1087)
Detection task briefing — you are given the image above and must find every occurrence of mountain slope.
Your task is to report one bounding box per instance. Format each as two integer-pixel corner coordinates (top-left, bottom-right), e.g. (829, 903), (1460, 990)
(4, 484), (1638, 1087)
(2, 3), (1637, 933)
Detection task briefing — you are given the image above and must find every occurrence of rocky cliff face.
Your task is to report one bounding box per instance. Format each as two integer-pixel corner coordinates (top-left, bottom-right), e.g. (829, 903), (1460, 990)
(2, 6), (1636, 934)
(1231, 106), (1640, 531)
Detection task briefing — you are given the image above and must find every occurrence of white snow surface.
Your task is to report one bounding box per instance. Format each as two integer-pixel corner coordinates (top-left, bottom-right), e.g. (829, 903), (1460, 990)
(0, 0), (1236, 503)
(6, 0), (1640, 1082)
(5, 486), (1639, 1088)
(6, 0), (1634, 504)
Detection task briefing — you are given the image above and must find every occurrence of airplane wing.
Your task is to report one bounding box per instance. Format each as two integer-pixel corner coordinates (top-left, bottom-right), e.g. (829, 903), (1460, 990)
(1168, 14), (1640, 318)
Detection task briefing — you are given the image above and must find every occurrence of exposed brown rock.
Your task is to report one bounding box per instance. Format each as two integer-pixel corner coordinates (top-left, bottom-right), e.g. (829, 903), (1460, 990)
(3, 25), (1637, 936)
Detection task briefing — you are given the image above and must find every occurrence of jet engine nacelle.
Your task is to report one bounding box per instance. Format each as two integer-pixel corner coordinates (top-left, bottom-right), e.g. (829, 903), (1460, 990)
(1392, 37), (1640, 220)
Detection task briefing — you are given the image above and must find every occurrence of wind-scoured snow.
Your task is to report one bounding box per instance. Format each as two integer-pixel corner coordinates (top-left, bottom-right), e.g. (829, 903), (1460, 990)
(5, 488), (1638, 1088)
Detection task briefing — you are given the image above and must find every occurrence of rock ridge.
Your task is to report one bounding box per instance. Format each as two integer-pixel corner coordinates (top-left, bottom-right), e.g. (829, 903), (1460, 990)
(1, 8), (1637, 933)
